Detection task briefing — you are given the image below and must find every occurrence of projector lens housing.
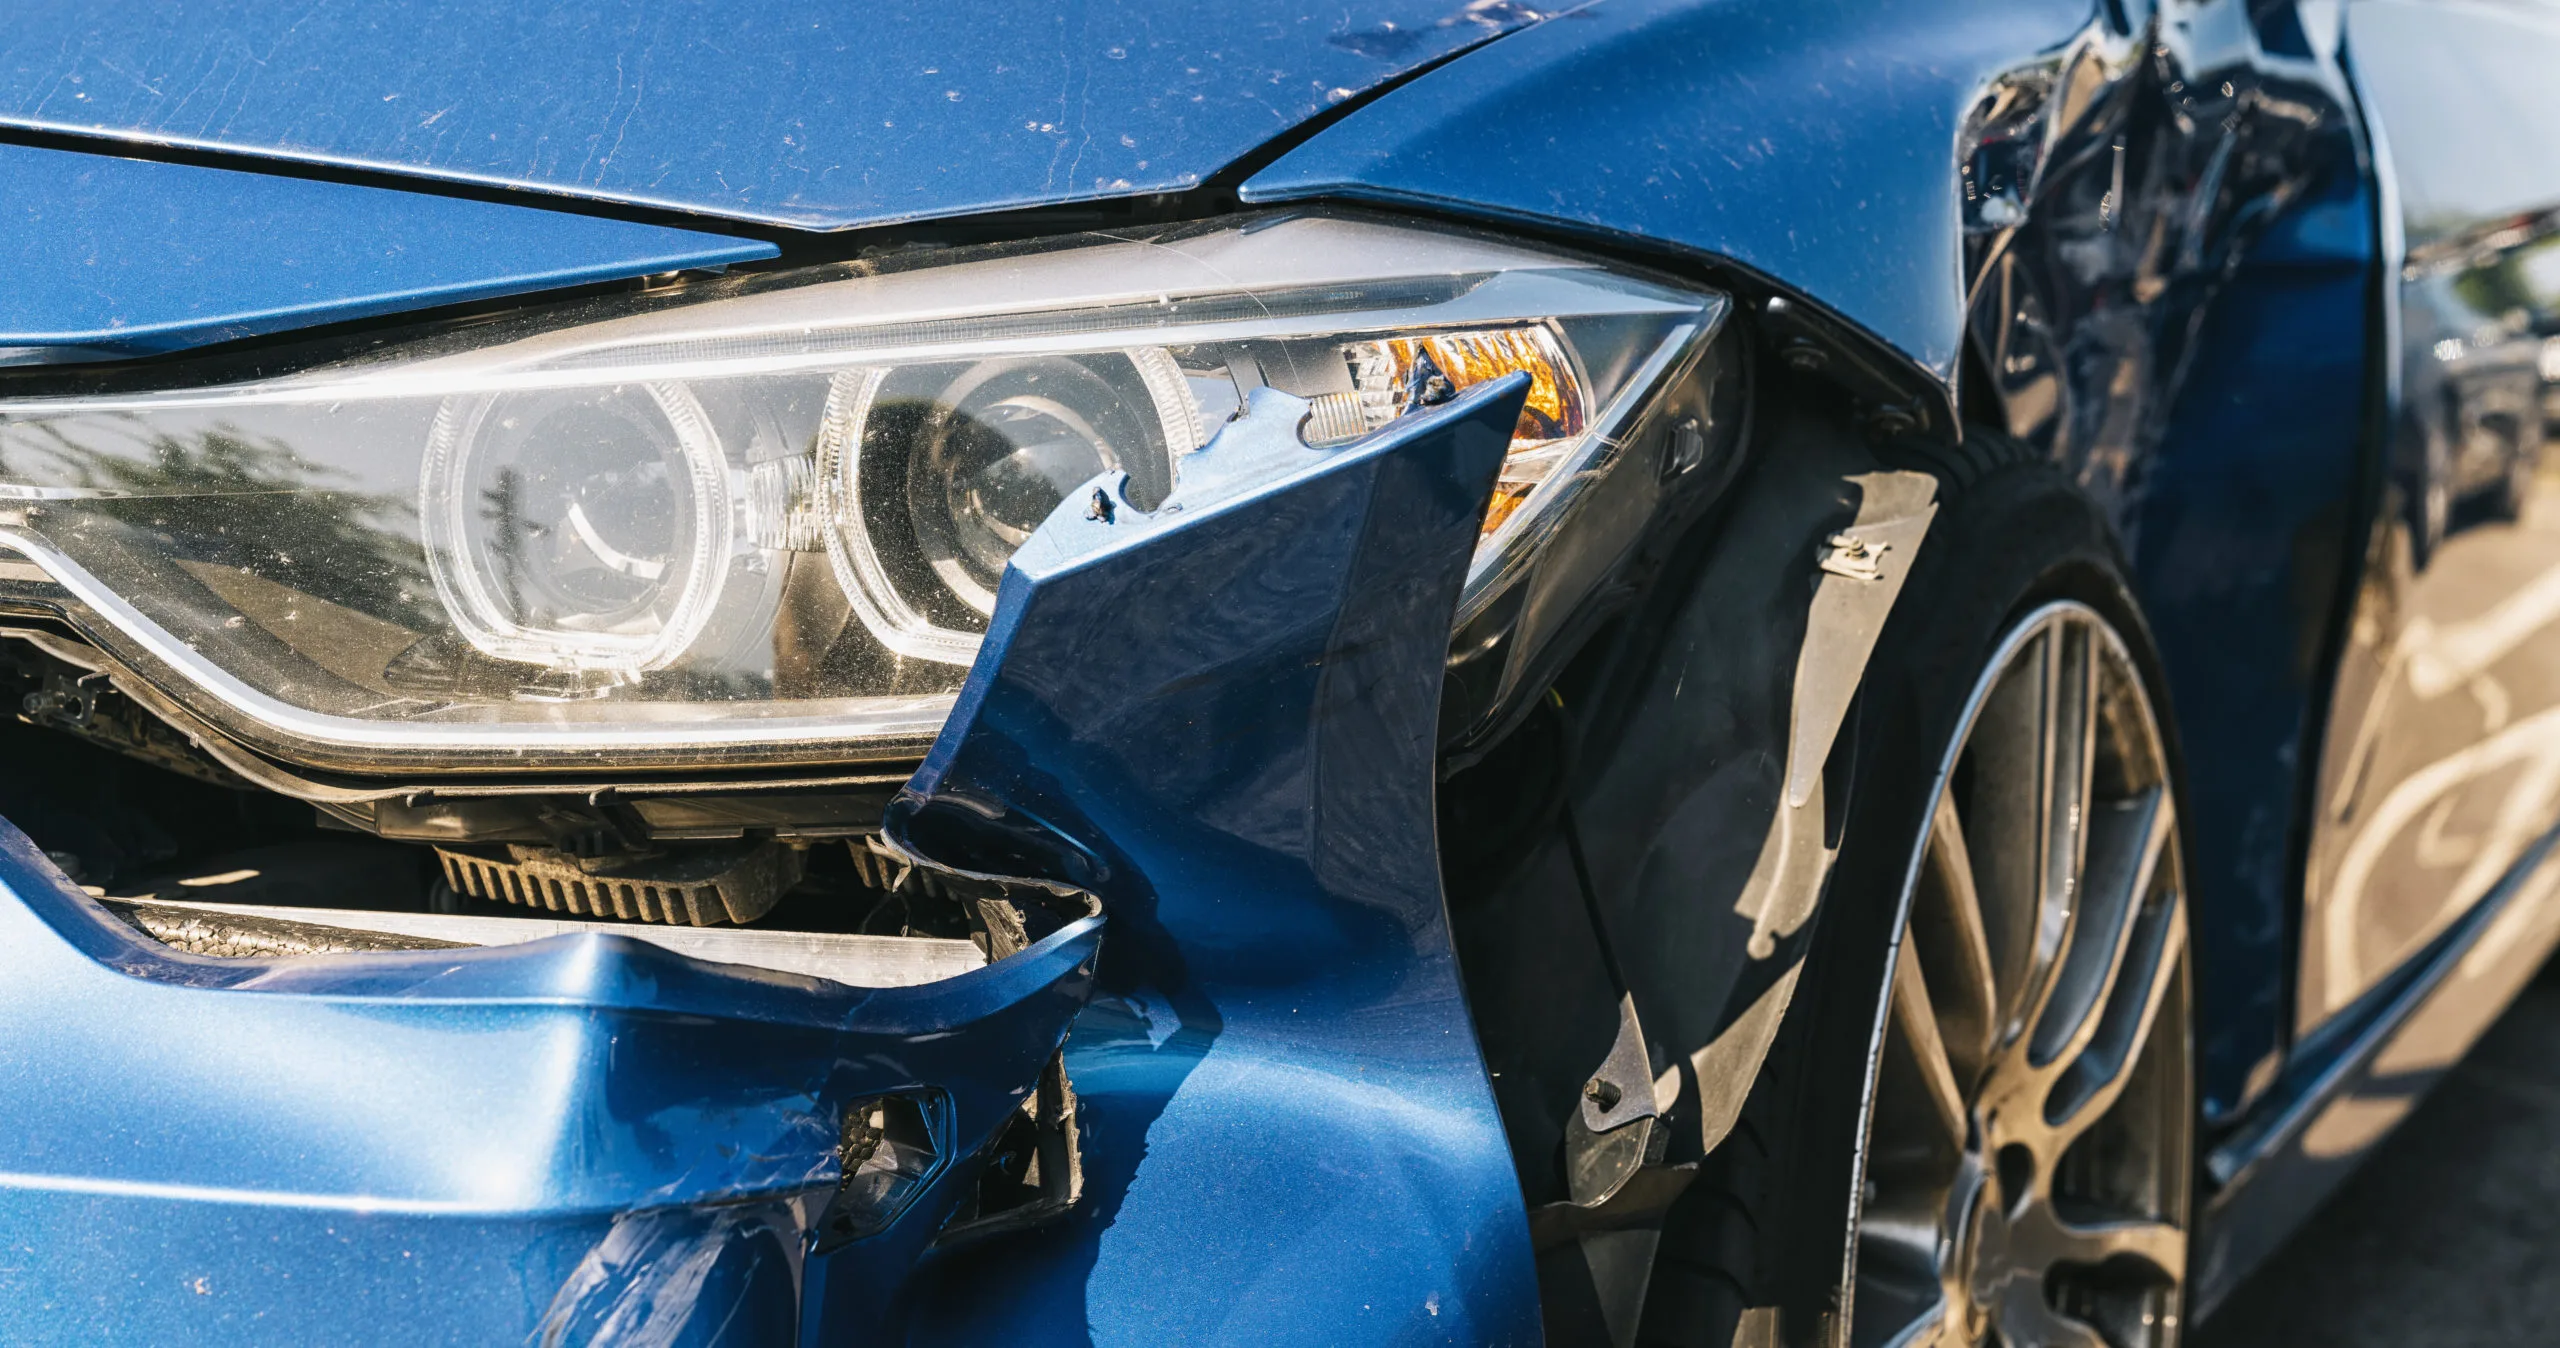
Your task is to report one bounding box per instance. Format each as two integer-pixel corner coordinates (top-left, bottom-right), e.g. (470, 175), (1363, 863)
(422, 381), (738, 679)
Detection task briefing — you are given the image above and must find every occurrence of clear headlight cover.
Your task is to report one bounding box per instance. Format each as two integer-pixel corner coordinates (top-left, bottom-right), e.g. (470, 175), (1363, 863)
(0, 213), (1718, 773)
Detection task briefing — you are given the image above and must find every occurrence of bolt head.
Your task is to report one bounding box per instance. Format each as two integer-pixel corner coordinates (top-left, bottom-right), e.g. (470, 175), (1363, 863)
(1869, 407), (1918, 437)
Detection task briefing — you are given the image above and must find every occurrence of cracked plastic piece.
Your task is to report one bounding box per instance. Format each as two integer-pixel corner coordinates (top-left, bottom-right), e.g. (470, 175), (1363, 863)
(814, 1092), (946, 1251)
(1737, 469), (1938, 961)
(1564, 993), (1667, 1208)
(1451, 400), (1948, 1250)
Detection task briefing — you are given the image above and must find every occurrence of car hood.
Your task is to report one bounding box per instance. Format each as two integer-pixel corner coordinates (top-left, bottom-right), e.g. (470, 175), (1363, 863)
(0, 0), (1546, 232)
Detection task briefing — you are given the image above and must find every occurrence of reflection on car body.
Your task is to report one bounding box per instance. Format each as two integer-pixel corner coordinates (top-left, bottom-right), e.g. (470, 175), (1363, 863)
(0, 0), (2557, 1342)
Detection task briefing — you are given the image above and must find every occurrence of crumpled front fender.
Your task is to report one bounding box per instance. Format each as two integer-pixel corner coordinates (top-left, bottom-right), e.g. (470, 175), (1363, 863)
(887, 377), (1541, 1344)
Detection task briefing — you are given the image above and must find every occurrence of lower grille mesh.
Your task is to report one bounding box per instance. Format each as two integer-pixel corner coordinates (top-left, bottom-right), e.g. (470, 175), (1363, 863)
(436, 842), (804, 927)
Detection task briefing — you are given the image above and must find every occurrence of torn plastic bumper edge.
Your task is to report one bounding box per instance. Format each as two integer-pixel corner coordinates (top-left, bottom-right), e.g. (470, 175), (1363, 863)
(880, 376), (1546, 1343)
(0, 805), (1100, 1343)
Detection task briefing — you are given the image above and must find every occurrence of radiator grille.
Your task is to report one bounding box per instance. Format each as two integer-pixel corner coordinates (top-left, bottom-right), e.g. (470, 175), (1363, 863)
(436, 842), (803, 926)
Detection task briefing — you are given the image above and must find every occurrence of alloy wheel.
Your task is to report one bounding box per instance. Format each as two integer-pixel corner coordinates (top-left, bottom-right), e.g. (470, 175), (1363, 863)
(1848, 601), (2191, 1348)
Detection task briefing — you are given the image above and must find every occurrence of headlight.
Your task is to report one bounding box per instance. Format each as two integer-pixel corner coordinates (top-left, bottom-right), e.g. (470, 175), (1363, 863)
(0, 213), (1719, 774)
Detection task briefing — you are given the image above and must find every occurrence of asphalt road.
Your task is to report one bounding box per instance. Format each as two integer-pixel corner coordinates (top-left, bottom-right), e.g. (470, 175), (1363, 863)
(2192, 959), (2560, 1347)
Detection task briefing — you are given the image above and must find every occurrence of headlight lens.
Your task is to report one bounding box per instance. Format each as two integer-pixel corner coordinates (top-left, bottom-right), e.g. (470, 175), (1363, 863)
(421, 381), (737, 677)
(0, 213), (1720, 773)
(824, 349), (1203, 661)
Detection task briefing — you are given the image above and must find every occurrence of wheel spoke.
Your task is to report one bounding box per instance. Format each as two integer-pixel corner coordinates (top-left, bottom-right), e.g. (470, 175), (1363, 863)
(2009, 1199), (2187, 1277)
(1890, 936), (1970, 1150)
(2029, 787), (2172, 1068)
(1876, 1303), (1961, 1348)
(1914, 791), (1999, 1082)
(1992, 1286), (2112, 1348)
(1848, 605), (2187, 1348)
(1960, 630), (2056, 1039)
(2017, 622), (2098, 1047)
(2045, 898), (2186, 1137)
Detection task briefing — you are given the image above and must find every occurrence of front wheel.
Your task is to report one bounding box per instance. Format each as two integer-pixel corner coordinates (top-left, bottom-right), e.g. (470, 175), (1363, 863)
(1639, 447), (2195, 1348)
(1850, 601), (2191, 1347)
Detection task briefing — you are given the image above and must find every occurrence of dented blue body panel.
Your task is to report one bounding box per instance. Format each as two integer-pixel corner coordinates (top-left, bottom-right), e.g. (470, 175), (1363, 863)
(1244, 0), (2095, 381)
(887, 379), (1536, 1343)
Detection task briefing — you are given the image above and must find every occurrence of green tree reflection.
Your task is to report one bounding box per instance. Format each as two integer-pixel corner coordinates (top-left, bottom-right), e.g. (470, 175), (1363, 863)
(0, 416), (435, 630)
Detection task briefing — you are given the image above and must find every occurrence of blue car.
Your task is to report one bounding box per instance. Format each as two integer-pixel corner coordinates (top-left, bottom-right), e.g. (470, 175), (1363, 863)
(0, 0), (2551, 1342)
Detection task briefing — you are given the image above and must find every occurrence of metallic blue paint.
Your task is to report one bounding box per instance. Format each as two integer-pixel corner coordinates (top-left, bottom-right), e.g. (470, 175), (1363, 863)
(0, 813), (1100, 1341)
(2185, 0), (2560, 1297)
(1252, 0), (2555, 1306)
(1897, 0), (2368, 1126)
(0, 142), (774, 362)
(1244, 0), (2094, 380)
(3, 0), (2560, 1334)
(1243, 0), (2380, 1137)
(2128, 141), (2377, 1124)
(886, 379), (1537, 1342)
(0, 0), (1544, 232)
(2291, 0), (2560, 1038)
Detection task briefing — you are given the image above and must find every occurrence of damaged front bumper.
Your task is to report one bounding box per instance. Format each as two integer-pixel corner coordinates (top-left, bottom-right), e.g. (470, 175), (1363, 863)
(0, 376), (1543, 1344)
(0, 825), (1100, 1342)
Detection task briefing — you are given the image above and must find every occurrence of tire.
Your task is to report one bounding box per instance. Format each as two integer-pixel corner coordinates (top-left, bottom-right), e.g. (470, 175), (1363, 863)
(1637, 436), (2197, 1348)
